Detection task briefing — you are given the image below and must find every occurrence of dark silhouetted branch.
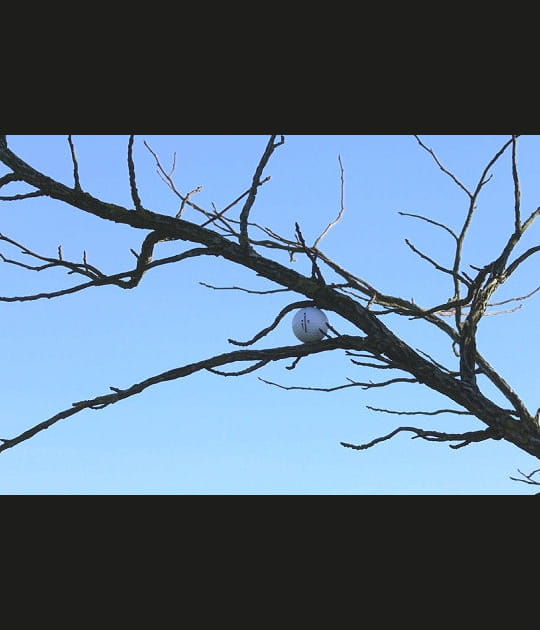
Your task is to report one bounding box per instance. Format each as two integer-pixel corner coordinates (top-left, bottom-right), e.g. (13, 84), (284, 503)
(239, 135), (284, 251)
(67, 135), (81, 191)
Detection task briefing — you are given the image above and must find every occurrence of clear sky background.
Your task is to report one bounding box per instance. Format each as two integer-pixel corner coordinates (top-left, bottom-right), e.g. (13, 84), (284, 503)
(0, 134), (539, 494)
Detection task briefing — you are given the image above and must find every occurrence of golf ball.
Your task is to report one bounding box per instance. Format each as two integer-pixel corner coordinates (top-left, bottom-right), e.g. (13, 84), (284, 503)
(292, 307), (329, 342)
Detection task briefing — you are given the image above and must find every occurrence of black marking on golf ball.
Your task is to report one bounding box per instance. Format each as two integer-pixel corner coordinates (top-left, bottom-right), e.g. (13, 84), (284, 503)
(302, 312), (308, 332)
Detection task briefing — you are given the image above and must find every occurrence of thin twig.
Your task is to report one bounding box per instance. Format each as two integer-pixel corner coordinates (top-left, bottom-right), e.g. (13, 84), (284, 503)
(341, 425), (499, 451)
(259, 376), (417, 392)
(67, 135), (81, 191)
(295, 222), (324, 284)
(128, 135), (143, 211)
(200, 176), (271, 228)
(398, 211), (458, 242)
(228, 300), (314, 347)
(207, 360), (270, 376)
(509, 468), (540, 486)
(199, 282), (290, 295)
(313, 155), (346, 248)
(366, 405), (472, 416)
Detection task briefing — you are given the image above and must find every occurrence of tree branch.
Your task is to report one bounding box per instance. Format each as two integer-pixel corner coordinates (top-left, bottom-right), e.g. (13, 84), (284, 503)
(1, 134), (540, 464)
(0, 232), (215, 301)
(239, 135), (284, 251)
(259, 375), (418, 392)
(509, 468), (540, 486)
(341, 425), (501, 452)
(0, 335), (367, 454)
(67, 135), (81, 191)
(365, 405), (472, 416)
(228, 300), (315, 347)
(127, 135), (143, 211)
(313, 155), (346, 248)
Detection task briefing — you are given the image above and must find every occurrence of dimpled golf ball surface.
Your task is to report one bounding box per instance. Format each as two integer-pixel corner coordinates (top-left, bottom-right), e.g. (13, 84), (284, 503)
(292, 307), (328, 342)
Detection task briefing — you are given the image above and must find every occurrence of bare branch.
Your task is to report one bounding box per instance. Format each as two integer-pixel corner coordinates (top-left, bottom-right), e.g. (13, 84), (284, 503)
(259, 375), (417, 392)
(0, 173), (21, 189)
(286, 356), (303, 370)
(239, 135), (284, 251)
(143, 140), (210, 222)
(176, 185), (203, 219)
(348, 357), (397, 369)
(259, 378), (363, 392)
(0, 278), (104, 302)
(410, 262), (494, 318)
(200, 176), (271, 228)
(0, 335), (367, 454)
(491, 284), (540, 306)
(398, 211), (458, 242)
(435, 284), (540, 316)
(199, 282), (290, 295)
(127, 135), (143, 211)
(247, 223), (298, 249)
(521, 206), (540, 232)
(511, 135), (521, 231)
(0, 237), (215, 301)
(0, 190), (46, 201)
(404, 238), (470, 285)
(313, 155), (346, 249)
(457, 143), (531, 387)
(415, 135), (515, 334)
(207, 360), (271, 376)
(295, 222), (325, 284)
(341, 425), (501, 451)
(415, 349), (455, 374)
(67, 135), (81, 191)
(365, 405), (472, 416)
(0, 232), (103, 278)
(509, 468), (540, 486)
(505, 246), (540, 277)
(228, 300), (315, 347)
(414, 135), (474, 197)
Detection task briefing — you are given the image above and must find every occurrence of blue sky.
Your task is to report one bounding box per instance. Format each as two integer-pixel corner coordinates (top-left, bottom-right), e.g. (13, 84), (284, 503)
(0, 134), (539, 494)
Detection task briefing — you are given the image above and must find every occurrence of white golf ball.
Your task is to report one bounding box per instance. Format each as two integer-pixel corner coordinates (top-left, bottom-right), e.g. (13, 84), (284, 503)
(292, 307), (329, 342)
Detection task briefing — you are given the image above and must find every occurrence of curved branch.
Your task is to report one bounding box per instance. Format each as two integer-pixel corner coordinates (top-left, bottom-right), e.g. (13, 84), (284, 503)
(404, 238), (470, 285)
(0, 172), (21, 189)
(0, 245), (216, 301)
(341, 425), (501, 452)
(505, 245), (540, 277)
(228, 299), (315, 347)
(0, 335), (367, 454)
(313, 155), (345, 248)
(398, 211), (458, 241)
(207, 360), (271, 376)
(414, 135), (474, 197)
